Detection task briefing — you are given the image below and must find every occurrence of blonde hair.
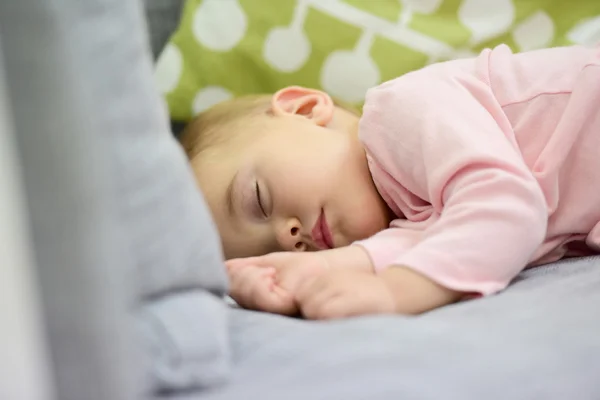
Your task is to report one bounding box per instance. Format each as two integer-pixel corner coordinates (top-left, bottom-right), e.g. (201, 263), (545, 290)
(178, 93), (360, 160)
(179, 94), (271, 159)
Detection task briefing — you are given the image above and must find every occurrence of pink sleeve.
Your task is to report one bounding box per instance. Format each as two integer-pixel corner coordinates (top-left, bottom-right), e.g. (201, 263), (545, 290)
(355, 227), (423, 269)
(358, 68), (548, 295)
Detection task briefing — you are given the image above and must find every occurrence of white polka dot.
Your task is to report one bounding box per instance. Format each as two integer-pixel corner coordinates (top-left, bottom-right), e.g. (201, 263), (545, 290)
(154, 43), (183, 94)
(402, 0), (443, 14)
(263, 27), (311, 73)
(567, 15), (600, 46)
(192, 0), (247, 51)
(512, 11), (554, 52)
(458, 0), (515, 44)
(192, 86), (233, 115)
(320, 50), (380, 104)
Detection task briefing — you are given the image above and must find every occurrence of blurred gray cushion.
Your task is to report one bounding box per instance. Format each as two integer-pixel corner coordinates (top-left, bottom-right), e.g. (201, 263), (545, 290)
(140, 291), (229, 392)
(0, 1), (140, 399)
(93, 0), (231, 390)
(0, 0), (230, 396)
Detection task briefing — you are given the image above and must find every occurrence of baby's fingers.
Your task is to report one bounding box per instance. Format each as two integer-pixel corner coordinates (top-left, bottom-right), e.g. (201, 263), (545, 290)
(252, 284), (297, 316)
(229, 267), (274, 309)
(225, 257), (257, 271)
(228, 266), (255, 307)
(296, 275), (328, 304)
(225, 254), (279, 271)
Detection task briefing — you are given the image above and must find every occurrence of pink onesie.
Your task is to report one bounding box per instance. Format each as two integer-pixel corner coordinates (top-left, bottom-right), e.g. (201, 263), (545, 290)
(356, 44), (600, 295)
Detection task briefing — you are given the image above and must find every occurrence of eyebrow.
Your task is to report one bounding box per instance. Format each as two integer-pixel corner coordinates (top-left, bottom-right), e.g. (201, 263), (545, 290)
(226, 171), (238, 217)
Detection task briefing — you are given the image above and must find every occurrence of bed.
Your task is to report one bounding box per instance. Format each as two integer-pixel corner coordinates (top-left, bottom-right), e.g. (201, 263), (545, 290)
(1, 1), (599, 399)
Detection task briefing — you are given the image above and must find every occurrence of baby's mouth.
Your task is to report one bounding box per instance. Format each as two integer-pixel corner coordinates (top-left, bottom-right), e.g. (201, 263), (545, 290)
(311, 209), (334, 250)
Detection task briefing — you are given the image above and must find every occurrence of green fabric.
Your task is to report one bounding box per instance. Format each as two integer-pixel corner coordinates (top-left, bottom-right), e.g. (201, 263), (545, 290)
(154, 0), (600, 122)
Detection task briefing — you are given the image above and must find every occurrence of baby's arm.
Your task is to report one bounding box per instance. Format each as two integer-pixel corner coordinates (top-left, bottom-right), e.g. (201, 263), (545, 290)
(358, 67), (548, 297)
(291, 244), (461, 318)
(379, 265), (462, 314)
(226, 246), (376, 315)
(289, 245), (460, 319)
(227, 244), (461, 318)
(330, 245), (464, 312)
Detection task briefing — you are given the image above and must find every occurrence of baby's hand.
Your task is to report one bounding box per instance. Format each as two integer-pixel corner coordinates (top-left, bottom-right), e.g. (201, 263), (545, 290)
(226, 252), (331, 315)
(296, 270), (396, 320)
(225, 264), (295, 314)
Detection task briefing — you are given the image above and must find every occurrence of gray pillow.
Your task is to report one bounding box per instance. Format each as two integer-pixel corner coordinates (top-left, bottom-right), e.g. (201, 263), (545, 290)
(140, 291), (230, 392)
(0, 0), (230, 396)
(95, 0), (231, 391)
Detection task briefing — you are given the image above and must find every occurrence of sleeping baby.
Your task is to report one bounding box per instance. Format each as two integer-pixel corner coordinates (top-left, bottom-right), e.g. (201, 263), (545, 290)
(179, 44), (600, 320)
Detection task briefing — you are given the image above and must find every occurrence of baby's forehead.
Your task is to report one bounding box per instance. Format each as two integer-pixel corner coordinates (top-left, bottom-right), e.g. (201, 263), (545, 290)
(213, 113), (286, 148)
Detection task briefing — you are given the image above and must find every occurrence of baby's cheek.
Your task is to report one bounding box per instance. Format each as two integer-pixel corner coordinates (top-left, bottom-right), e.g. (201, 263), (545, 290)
(357, 197), (390, 237)
(359, 214), (388, 240)
(339, 213), (385, 246)
(335, 180), (390, 245)
(220, 223), (274, 259)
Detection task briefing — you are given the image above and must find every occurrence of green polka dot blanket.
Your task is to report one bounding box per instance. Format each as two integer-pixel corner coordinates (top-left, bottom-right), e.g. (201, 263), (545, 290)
(154, 0), (600, 122)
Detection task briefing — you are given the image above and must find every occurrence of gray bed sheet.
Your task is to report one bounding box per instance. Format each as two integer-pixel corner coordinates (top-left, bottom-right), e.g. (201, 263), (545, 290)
(164, 256), (600, 400)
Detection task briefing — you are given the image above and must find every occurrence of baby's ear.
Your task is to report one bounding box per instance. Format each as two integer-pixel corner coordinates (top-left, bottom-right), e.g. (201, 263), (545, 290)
(271, 86), (334, 126)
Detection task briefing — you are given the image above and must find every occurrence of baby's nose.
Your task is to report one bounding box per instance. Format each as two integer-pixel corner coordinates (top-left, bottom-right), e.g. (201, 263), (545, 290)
(277, 218), (306, 252)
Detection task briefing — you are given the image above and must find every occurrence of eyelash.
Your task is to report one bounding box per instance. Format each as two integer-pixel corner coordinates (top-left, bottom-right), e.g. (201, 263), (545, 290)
(255, 181), (268, 218)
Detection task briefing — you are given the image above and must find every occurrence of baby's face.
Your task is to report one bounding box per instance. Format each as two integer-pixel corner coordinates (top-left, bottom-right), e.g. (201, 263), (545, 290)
(192, 114), (390, 259)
